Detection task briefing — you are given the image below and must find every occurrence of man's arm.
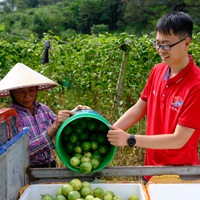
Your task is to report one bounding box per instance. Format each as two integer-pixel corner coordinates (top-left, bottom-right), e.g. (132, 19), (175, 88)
(108, 124), (195, 149)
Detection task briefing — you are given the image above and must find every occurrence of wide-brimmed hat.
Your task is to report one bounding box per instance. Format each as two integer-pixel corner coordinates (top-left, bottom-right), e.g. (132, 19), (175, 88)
(0, 63), (58, 97)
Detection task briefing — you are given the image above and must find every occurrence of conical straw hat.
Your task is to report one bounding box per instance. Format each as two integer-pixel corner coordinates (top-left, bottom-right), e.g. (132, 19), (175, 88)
(0, 63), (58, 97)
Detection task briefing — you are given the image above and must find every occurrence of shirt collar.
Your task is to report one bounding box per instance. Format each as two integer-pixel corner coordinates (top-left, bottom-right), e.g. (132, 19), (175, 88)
(164, 55), (194, 84)
(11, 101), (40, 111)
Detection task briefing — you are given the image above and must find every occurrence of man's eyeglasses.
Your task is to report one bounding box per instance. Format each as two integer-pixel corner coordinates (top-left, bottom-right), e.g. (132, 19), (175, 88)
(152, 37), (187, 51)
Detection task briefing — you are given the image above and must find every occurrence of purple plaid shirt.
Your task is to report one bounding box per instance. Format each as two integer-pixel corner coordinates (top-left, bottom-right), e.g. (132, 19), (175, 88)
(11, 101), (57, 167)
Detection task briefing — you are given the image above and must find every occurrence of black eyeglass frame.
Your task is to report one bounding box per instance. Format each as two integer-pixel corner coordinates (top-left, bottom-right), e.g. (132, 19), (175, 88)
(152, 37), (187, 51)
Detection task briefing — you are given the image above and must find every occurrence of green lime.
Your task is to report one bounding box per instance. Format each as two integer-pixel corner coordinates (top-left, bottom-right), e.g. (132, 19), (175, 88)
(74, 153), (82, 159)
(61, 184), (73, 197)
(80, 161), (93, 174)
(91, 140), (99, 150)
(82, 181), (91, 188)
(70, 156), (80, 168)
(74, 126), (83, 134)
(63, 126), (72, 135)
(97, 134), (106, 143)
(74, 146), (82, 154)
(92, 151), (102, 162)
(99, 123), (108, 131)
(64, 143), (75, 155)
(80, 186), (92, 197)
(93, 187), (104, 198)
(104, 190), (115, 197)
(128, 195), (139, 200)
(91, 158), (100, 169)
(81, 141), (91, 152)
(87, 120), (97, 131)
(68, 191), (81, 200)
(69, 178), (82, 191)
(81, 156), (91, 163)
(98, 144), (109, 155)
(80, 132), (89, 141)
(104, 194), (113, 200)
(56, 187), (62, 196)
(85, 195), (95, 200)
(41, 194), (54, 200)
(54, 194), (67, 200)
(84, 152), (92, 158)
(113, 195), (122, 200)
(70, 133), (79, 143)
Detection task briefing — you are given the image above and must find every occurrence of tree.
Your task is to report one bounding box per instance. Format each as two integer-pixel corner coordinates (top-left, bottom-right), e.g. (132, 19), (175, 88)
(0, 0), (199, 37)
(119, 0), (200, 35)
(101, 0), (122, 31)
(77, 0), (109, 33)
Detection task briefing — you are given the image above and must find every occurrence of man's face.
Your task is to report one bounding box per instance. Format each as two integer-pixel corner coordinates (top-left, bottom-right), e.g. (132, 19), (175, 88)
(155, 32), (190, 67)
(11, 86), (38, 108)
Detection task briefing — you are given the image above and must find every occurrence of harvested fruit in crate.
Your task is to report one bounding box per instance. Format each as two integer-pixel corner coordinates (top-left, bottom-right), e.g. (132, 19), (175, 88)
(39, 178), (140, 200)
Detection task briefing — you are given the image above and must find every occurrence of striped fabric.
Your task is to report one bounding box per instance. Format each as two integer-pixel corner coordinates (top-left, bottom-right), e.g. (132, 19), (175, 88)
(11, 101), (56, 167)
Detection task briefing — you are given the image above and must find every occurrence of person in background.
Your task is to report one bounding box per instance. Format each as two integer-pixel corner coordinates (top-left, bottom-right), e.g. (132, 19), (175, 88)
(107, 11), (200, 182)
(0, 63), (89, 168)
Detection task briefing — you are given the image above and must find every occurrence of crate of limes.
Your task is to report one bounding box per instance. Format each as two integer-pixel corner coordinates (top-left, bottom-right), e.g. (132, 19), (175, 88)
(56, 110), (117, 174)
(19, 178), (147, 200)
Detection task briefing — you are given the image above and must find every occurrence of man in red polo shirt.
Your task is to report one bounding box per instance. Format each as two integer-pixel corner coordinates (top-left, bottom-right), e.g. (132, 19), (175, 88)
(107, 11), (200, 182)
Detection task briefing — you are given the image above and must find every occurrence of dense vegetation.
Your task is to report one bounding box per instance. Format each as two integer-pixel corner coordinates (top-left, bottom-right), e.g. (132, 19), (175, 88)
(0, 0), (200, 38)
(1, 28), (200, 175)
(1, 0), (200, 180)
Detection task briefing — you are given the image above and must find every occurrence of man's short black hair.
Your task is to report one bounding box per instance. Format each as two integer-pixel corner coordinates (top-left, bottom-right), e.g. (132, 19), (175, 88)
(156, 11), (193, 39)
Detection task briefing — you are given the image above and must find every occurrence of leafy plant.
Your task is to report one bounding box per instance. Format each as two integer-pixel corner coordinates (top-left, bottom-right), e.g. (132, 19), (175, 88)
(1, 32), (200, 173)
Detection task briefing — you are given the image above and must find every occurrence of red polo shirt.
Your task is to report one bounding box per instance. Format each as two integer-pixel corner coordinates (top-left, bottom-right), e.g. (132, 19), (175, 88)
(141, 55), (200, 179)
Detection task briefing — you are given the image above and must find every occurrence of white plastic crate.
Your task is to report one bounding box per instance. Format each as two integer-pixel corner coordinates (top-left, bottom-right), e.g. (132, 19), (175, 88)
(19, 183), (147, 200)
(147, 183), (200, 200)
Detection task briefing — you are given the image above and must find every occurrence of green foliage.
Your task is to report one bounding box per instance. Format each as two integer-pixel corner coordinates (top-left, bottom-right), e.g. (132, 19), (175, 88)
(1, 32), (200, 116)
(0, 0), (199, 37)
(1, 32), (200, 168)
(91, 24), (109, 34)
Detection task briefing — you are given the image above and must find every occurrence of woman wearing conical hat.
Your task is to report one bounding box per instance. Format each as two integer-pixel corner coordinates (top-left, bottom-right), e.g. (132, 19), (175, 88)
(0, 63), (89, 167)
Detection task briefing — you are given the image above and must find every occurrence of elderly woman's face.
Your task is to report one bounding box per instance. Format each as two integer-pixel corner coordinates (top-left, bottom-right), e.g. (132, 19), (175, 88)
(11, 86), (38, 108)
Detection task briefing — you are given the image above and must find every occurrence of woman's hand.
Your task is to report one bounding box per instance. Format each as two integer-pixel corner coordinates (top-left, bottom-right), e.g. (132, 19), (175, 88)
(48, 110), (73, 139)
(56, 110), (74, 127)
(71, 104), (92, 113)
(55, 105), (91, 128)
(48, 105), (91, 139)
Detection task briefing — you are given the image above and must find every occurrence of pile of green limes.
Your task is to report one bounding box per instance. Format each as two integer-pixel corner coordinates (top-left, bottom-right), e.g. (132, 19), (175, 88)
(61, 117), (111, 173)
(40, 178), (140, 200)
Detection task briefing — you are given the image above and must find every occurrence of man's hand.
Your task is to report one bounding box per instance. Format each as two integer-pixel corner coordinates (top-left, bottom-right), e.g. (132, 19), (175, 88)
(107, 125), (130, 147)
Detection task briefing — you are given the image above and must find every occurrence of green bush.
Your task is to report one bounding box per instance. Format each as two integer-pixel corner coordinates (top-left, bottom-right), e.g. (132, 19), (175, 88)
(1, 31), (200, 171)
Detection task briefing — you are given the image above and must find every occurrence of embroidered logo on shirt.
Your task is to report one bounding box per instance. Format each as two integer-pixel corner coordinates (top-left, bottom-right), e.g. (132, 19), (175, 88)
(153, 89), (157, 96)
(171, 96), (183, 107)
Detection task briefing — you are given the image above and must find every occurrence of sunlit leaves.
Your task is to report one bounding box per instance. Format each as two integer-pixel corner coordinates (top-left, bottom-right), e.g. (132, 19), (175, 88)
(1, 32), (200, 121)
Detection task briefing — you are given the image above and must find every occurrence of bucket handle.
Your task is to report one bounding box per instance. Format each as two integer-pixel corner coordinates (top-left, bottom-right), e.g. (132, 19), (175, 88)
(71, 108), (109, 122)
